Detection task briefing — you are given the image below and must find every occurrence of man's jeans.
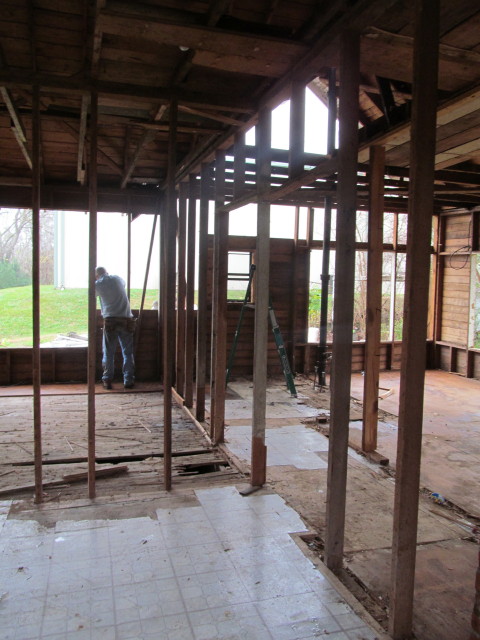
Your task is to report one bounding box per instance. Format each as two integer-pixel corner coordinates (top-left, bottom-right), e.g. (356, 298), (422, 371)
(102, 318), (135, 385)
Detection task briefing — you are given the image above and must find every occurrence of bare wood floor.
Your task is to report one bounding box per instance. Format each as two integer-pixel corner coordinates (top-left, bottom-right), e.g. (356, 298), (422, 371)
(0, 386), (239, 500)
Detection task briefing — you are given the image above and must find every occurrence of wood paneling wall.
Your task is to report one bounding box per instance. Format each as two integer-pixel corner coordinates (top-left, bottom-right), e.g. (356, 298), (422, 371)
(440, 214), (471, 345)
(436, 211), (480, 381)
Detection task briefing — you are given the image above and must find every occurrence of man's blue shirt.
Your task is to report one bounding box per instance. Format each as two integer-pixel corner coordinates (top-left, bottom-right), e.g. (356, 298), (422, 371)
(95, 275), (132, 318)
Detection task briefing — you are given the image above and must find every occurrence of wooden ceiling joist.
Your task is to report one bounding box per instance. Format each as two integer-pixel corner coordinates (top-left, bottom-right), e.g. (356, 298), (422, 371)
(0, 70), (256, 114)
(0, 87), (32, 170)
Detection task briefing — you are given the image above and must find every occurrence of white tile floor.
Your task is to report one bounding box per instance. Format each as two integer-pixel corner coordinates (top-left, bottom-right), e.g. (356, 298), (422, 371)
(225, 425), (329, 470)
(0, 488), (383, 640)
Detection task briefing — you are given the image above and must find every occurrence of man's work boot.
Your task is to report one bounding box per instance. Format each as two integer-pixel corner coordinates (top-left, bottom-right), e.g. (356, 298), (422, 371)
(103, 380), (112, 390)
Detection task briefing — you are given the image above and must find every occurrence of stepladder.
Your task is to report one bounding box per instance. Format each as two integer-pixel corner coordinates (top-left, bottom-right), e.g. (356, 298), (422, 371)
(226, 264), (297, 397)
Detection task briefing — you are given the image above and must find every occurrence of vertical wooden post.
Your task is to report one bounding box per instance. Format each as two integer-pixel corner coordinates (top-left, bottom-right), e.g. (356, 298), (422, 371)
(388, 213), (399, 368)
(163, 99), (178, 491)
(195, 163), (210, 422)
(389, 2), (439, 637)
(176, 182), (187, 397)
(87, 90), (98, 500)
(427, 215), (439, 342)
(210, 151), (228, 444)
(289, 81), (305, 178)
(32, 84), (42, 504)
(127, 213), (132, 300)
(233, 132), (246, 200)
(185, 174), (197, 407)
(251, 107), (271, 488)
(324, 29), (360, 572)
(306, 207), (314, 247)
(289, 223), (299, 373)
(433, 216), (446, 346)
(134, 214), (157, 355)
(362, 145), (385, 452)
(318, 67), (337, 388)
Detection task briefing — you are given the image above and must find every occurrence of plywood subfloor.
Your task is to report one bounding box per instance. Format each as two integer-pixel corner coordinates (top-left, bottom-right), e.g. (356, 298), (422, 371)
(0, 390), (239, 500)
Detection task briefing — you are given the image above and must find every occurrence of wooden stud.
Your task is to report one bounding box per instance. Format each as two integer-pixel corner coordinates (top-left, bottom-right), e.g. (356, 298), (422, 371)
(195, 163), (210, 422)
(324, 29), (360, 573)
(210, 151), (228, 444)
(32, 84), (42, 505)
(449, 345), (456, 373)
(77, 94), (89, 185)
(289, 81), (305, 178)
(434, 216), (446, 345)
(466, 349), (474, 378)
(87, 90), (98, 500)
(163, 99), (178, 491)
(127, 213), (131, 299)
(135, 214), (157, 355)
(472, 210), (479, 252)
(389, 213), (399, 367)
(306, 207), (314, 247)
(389, 2), (440, 637)
(185, 174), (197, 408)
(233, 132), (246, 200)
(251, 107), (271, 488)
(362, 145), (385, 452)
(317, 67), (337, 388)
(427, 215), (439, 342)
(176, 182), (187, 397)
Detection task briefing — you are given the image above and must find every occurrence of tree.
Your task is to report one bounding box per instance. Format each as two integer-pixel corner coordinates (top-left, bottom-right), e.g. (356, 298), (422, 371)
(0, 208), (54, 286)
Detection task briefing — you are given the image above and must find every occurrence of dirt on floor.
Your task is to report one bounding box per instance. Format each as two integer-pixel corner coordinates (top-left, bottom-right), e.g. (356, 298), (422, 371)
(1, 371), (479, 640)
(267, 373), (480, 640)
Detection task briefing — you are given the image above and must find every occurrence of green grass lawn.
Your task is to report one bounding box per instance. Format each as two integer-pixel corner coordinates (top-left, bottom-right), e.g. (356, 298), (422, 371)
(0, 285), (158, 347)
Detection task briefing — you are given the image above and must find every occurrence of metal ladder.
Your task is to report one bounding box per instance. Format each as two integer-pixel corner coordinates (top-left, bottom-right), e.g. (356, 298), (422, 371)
(226, 264), (297, 397)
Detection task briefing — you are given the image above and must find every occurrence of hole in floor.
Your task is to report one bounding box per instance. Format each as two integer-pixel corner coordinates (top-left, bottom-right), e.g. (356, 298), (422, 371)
(177, 461), (228, 475)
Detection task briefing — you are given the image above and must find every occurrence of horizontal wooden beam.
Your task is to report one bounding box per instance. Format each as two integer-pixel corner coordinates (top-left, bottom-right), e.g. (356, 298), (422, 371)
(97, 11), (308, 77)
(0, 70), (256, 114)
(0, 183), (160, 213)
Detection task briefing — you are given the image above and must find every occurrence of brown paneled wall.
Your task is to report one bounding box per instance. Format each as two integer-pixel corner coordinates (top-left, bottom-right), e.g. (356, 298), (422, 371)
(435, 211), (479, 380)
(300, 341), (404, 376)
(441, 214), (471, 345)
(206, 236), (310, 378)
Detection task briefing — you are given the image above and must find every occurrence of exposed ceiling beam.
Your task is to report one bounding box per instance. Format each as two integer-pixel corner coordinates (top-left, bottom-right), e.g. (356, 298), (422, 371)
(0, 87), (32, 169)
(178, 105), (242, 127)
(260, 0), (401, 110)
(98, 11), (307, 67)
(59, 120), (124, 176)
(358, 83), (480, 163)
(121, 129), (157, 188)
(365, 27), (480, 67)
(0, 70), (256, 113)
(121, 98), (170, 188)
(173, 0), (400, 181)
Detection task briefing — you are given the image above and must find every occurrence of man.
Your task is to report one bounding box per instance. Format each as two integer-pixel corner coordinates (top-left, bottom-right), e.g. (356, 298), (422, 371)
(95, 266), (135, 390)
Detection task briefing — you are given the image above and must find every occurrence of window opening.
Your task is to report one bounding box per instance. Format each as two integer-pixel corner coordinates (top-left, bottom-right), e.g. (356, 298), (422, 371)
(469, 253), (480, 349)
(227, 252), (253, 301)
